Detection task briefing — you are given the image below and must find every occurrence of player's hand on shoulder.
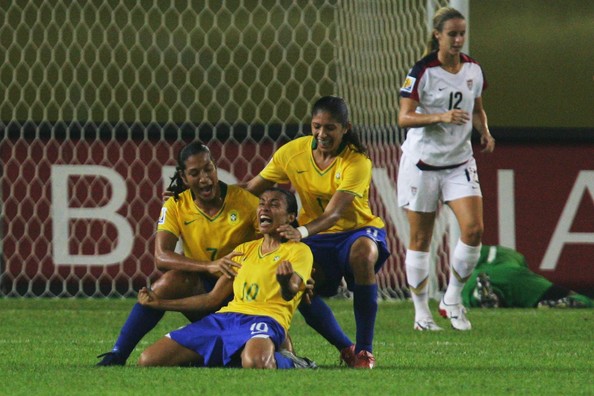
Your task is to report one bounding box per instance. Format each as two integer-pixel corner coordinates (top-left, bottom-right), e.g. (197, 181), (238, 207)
(210, 251), (243, 278)
(277, 224), (302, 242)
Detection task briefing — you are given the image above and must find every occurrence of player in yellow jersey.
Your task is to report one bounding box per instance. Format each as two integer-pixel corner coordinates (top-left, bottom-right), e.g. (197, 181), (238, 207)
(137, 188), (316, 369)
(246, 96), (391, 368)
(97, 141), (260, 366)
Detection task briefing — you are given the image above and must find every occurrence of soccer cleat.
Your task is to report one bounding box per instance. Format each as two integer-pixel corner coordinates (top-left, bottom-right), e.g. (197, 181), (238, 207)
(538, 296), (592, 309)
(96, 351), (126, 366)
(414, 318), (443, 331)
(353, 350), (375, 369)
(566, 295), (593, 308)
(339, 344), (356, 367)
(537, 299), (563, 308)
(278, 349), (318, 369)
(474, 273), (499, 308)
(439, 299), (472, 331)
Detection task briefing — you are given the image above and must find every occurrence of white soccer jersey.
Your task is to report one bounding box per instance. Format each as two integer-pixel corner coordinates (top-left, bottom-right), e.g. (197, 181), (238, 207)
(400, 52), (487, 167)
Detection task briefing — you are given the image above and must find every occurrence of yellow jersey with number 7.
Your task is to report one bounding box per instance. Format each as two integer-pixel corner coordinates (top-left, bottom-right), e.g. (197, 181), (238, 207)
(157, 183), (260, 261)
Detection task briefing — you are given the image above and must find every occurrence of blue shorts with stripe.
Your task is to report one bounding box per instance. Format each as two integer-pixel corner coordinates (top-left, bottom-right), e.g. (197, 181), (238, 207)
(303, 227), (390, 297)
(168, 312), (285, 367)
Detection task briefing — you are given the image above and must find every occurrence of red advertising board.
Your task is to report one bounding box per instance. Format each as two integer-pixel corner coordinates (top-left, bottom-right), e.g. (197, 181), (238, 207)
(1, 134), (592, 297)
(475, 142), (594, 295)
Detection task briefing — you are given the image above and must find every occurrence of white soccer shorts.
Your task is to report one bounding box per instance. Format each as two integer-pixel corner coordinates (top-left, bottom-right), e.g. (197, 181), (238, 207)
(397, 153), (482, 213)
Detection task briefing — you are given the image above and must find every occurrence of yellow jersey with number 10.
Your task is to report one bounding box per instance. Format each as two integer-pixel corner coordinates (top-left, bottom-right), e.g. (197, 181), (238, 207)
(259, 136), (384, 233)
(218, 239), (313, 332)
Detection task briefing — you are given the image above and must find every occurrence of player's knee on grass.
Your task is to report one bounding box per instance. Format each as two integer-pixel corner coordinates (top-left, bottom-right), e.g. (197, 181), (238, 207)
(241, 338), (276, 369)
(241, 353), (276, 369)
(137, 346), (169, 367)
(138, 338), (202, 367)
(137, 337), (175, 367)
(151, 270), (205, 299)
(137, 350), (157, 367)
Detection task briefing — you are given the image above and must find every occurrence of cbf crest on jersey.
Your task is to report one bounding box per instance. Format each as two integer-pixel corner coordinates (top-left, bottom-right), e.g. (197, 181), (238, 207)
(401, 75), (416, 93)
(227, 210), (239, 225)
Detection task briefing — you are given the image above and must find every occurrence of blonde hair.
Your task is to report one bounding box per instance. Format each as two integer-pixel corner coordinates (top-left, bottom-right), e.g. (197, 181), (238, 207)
(423, 7), (465, 56)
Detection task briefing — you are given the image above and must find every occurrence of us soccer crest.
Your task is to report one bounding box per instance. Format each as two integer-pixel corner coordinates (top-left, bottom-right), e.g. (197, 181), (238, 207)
(467, 79), (473, 90)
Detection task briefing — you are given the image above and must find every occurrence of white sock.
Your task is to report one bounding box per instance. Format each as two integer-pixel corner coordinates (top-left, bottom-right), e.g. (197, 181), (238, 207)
(406, 250), (432, 321)
(444, 240), (481, 305)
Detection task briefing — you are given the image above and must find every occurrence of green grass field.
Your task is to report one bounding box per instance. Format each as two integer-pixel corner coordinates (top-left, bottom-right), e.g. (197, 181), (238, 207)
(1, 298), (592, 395)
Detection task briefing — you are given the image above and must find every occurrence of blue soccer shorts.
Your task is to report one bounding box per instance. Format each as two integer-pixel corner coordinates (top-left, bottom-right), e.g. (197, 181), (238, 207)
(167, 312), (285, 367)
(303, 227), (390, 297)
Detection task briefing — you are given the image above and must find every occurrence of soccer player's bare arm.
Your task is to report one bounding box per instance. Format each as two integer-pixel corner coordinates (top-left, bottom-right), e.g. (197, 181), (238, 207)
(277, 190), (355, 242)
(245, 175), (276, 197)
(138, 276), (234, 312)
(306, 190), (354, 235)
(154, 231), (242, 276)
(472, 97), (495, 153)
(154, 230), (198, 271)
(398, 97), (467, 128)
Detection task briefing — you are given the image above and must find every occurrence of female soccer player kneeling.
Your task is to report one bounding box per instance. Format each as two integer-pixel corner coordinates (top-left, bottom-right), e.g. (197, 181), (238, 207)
(136, 188), (315, 369)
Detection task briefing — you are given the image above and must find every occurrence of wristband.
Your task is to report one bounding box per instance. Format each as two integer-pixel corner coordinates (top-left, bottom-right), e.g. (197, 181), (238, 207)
(296, 226), (309, 239)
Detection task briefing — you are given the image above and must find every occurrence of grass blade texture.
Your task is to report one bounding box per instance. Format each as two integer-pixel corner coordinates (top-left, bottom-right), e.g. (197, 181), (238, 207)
(0, 298), (592, 395)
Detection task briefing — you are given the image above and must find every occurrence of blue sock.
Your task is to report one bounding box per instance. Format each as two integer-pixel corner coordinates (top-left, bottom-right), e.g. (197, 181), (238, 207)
(298, 295), (352, 351)
(111, 303), (165, 359)
(274, 352), (295, 369)
(353, 283), (378, 353)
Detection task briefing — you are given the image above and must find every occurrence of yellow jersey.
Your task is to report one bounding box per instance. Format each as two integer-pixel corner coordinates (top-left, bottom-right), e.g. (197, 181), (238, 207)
(218, 239), (313, 331)
(157, 183), (260, 261)
(259, 136), (384, 233)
